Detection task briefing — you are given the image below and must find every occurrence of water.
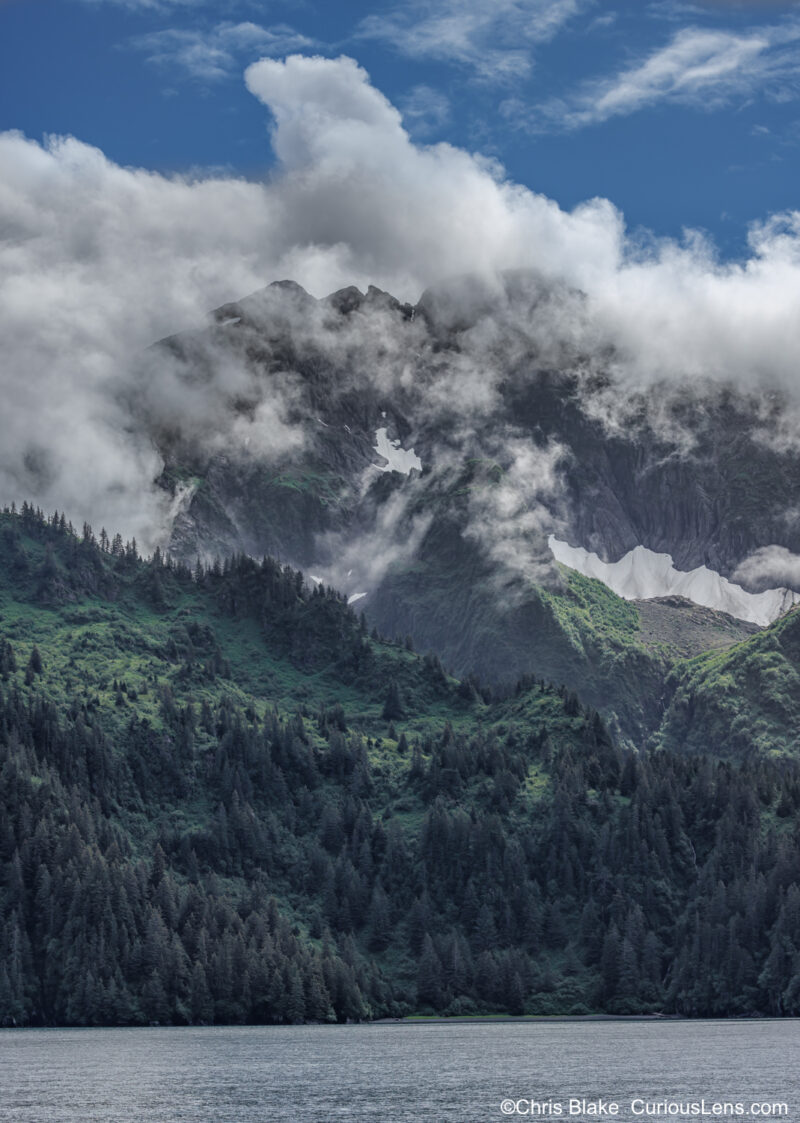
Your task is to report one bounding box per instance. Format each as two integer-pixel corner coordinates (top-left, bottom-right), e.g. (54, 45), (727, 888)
(0, 1020), (798, 1123)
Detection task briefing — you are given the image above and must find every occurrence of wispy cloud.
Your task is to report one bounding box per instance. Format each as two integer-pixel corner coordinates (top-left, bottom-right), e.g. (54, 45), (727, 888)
(509, 19), (800, 130)
(81, 0), (221, 10)
(399, 85), (452, 135)
(681, 2), (800, 10)
(588, 11), (619, 29)
(649, 1), (800, 20)
(80, 0), (305, 10)
(131, 21), (314, 81)
(356, 0), (585, 83)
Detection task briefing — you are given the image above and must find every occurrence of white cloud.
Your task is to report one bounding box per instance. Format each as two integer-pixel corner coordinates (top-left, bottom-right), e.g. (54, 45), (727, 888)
(7, 54), (800, 544)
(0, 129), (291, 546)
(647, 2), (800, 22)
(241, 55), (623, 290)
(81, 0), (278, 11)
(131, 21), (314, 81)
(733, 544), (800, 589)
(356, 0), (584, 82)
(519, 20), (800, 130)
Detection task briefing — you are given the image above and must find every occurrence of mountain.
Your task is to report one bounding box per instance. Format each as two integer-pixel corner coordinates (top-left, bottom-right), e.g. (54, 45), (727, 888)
(136, 273), (800, 742)
(6, 274), (800, 1030)
(4, 505), (800, 1027)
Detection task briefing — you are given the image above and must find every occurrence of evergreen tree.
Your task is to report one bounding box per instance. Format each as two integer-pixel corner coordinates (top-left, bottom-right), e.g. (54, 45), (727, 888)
(382, 680), (405, 721)
(417, 934), (444, 1009)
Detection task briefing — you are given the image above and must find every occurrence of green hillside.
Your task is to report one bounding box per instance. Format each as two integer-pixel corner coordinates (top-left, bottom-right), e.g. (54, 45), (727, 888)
(3, 505), (800, 1026)
(656, 605), (800, 758)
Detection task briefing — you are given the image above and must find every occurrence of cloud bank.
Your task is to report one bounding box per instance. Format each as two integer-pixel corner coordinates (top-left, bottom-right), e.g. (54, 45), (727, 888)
(4, 53), (800, 546)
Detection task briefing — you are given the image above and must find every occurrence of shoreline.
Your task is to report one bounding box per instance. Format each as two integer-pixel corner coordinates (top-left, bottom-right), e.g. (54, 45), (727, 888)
(370, 1013), (768, 1024)
(5, 1013), (793, 1032)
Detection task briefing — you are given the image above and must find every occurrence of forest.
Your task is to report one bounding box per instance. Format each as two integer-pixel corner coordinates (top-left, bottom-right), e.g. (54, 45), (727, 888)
(2, 504), (800, 1025)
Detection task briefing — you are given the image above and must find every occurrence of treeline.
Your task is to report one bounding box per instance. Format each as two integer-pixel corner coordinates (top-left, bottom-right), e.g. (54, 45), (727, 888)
(0, 502), (459, 706)
(2, 666), (800, 1024)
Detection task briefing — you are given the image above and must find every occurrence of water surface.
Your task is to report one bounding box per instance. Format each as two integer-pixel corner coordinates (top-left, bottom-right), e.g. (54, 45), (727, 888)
(1, 1020), (797, 1123)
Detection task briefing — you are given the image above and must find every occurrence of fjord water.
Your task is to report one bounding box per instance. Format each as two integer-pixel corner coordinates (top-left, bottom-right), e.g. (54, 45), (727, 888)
(1, 1021), (797, 1123)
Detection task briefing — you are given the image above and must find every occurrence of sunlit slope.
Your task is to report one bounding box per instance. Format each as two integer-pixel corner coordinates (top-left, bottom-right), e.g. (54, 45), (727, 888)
(656, 604), (800, 758)
(371, 527), (757, 746)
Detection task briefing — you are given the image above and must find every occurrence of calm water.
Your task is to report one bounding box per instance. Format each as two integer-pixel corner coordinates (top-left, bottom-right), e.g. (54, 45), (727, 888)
(0, 1020), (798, 1123)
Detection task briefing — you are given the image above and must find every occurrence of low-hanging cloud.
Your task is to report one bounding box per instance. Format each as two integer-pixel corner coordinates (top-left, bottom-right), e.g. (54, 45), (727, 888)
(464, 438), (568, 591)
(5, 52), (800, 548)
(312, 488), (435, 599)
(733, 543), (800, 588)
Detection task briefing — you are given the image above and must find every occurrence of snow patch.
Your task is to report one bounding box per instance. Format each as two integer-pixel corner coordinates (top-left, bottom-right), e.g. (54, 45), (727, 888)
(310, 572), (366, 603)
(167, 480), (197, 527)
(548, 536), (800, 627)
(373, 427), (422, 475)
(218, 316), (241, 326)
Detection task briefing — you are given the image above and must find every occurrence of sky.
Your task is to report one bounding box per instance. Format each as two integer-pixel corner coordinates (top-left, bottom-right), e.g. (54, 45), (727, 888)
(4, 0), (800, 548)
(3, 0), (800, 257)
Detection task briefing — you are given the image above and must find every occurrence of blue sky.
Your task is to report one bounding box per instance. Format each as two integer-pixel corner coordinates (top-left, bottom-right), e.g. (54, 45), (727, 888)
(3, 0), (800, 258)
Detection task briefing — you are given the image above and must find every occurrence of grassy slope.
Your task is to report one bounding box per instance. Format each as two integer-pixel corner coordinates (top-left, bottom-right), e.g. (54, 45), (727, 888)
(655, 604), (800, 758)
(539, 566), (666, 743)
(2, 512), (452, 720)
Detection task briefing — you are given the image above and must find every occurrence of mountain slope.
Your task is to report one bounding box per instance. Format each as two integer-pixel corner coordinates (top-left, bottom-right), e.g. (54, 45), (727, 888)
(134, 275), (800, 739)
(369, 527), (758, 743)
(656, 604), (800, 759)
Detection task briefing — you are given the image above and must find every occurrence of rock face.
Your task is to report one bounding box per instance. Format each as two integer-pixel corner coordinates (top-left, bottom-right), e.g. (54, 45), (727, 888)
(140, 272), (800, 731)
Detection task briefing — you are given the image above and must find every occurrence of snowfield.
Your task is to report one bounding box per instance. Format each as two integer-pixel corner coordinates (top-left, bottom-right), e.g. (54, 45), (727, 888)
(373, 428), (422, 475)
(548, 536), (800, 627)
